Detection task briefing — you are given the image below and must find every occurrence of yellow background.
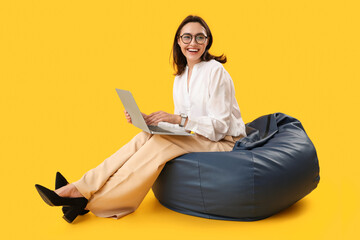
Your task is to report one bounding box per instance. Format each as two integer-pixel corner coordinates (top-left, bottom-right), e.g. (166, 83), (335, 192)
(1, 0), (359, 239)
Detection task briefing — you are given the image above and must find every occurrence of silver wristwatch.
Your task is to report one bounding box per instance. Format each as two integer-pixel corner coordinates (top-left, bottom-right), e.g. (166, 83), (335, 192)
(179, 113), (188, 127)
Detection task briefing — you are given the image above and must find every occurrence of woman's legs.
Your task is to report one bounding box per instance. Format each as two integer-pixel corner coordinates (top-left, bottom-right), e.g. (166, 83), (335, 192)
(83, 134), (242, 218)
(68, 131), (153, 199)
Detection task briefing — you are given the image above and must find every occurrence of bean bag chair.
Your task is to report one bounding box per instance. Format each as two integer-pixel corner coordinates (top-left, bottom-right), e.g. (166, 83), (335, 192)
(152, 112), (320, 221)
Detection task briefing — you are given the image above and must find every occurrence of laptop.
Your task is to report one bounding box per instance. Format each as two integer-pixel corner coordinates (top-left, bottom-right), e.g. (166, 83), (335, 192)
(115, 89), (194, 136)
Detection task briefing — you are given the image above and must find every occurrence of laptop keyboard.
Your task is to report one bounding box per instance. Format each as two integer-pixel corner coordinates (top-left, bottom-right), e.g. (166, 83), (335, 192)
(148, 125), (173, 133)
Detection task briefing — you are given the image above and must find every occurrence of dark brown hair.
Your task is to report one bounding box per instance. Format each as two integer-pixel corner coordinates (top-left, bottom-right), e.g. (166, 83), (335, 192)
(171, 15), (227, 76)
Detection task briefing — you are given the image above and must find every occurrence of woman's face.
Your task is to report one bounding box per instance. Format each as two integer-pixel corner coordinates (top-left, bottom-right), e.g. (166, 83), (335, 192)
(177, 22), (209, 66)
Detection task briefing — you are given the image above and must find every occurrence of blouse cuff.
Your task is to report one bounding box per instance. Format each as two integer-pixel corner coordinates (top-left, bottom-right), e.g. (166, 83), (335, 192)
(185, 118), (198, 133)
(185, 117), (215, 141)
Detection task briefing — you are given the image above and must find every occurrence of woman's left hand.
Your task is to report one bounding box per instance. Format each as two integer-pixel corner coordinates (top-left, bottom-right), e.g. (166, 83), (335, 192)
(146, 111), (180, 126)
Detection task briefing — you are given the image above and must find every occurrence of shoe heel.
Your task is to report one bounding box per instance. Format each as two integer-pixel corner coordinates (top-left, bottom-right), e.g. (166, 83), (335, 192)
(63, 206), (83, 223)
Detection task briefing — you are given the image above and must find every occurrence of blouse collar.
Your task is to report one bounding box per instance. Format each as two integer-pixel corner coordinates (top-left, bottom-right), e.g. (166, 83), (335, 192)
(186, 60), (207, 70)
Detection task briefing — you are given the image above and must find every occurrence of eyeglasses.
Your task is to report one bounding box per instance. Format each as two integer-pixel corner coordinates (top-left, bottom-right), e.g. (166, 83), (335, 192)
(179, 33), (208, 44)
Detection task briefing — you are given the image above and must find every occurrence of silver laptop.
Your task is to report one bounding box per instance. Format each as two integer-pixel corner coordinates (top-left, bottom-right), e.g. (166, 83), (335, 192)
(115, 89), (194, 136)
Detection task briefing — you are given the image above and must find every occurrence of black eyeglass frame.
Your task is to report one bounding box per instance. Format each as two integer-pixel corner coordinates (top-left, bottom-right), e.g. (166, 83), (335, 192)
(179, 33), (208, 44)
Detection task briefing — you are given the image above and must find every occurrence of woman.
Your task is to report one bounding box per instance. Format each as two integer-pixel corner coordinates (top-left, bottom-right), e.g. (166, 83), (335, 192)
(35, 15), (247, 223)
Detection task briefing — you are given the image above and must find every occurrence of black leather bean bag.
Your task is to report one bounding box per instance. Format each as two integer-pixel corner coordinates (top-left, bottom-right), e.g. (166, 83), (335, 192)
(152, 113), (320, 221)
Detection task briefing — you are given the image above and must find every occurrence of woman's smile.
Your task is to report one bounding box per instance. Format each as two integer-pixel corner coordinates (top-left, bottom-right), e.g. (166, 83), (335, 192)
(187, 48), (200, 54)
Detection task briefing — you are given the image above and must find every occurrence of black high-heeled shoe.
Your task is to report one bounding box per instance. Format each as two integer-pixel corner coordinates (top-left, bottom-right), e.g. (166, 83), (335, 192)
(55, 172), (89, 215)
(35, 184), (88, 223)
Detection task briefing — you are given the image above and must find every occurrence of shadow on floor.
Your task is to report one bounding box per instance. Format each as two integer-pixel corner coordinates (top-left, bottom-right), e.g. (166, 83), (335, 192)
(266, 199), (310, 221)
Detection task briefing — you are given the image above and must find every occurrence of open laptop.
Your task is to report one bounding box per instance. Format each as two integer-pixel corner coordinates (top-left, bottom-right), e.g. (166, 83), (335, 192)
(115, 89), (194, 136)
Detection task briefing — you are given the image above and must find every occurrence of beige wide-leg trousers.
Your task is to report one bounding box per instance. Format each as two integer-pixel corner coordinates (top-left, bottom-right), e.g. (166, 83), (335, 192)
(73, 131), (243, 219)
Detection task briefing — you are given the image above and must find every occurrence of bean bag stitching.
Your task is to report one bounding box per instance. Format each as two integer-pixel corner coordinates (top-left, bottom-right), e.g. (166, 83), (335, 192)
(197, 157), (208, 216)
(250, 151), (256, 217)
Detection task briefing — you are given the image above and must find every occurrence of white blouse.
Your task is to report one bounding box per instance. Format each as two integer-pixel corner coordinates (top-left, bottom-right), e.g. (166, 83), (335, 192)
(173, 59), (246, 142)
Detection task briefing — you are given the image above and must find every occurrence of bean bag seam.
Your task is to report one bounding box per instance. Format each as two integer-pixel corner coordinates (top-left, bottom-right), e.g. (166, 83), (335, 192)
(197, 157), (208, 216)
(251, 151), (256, 217)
